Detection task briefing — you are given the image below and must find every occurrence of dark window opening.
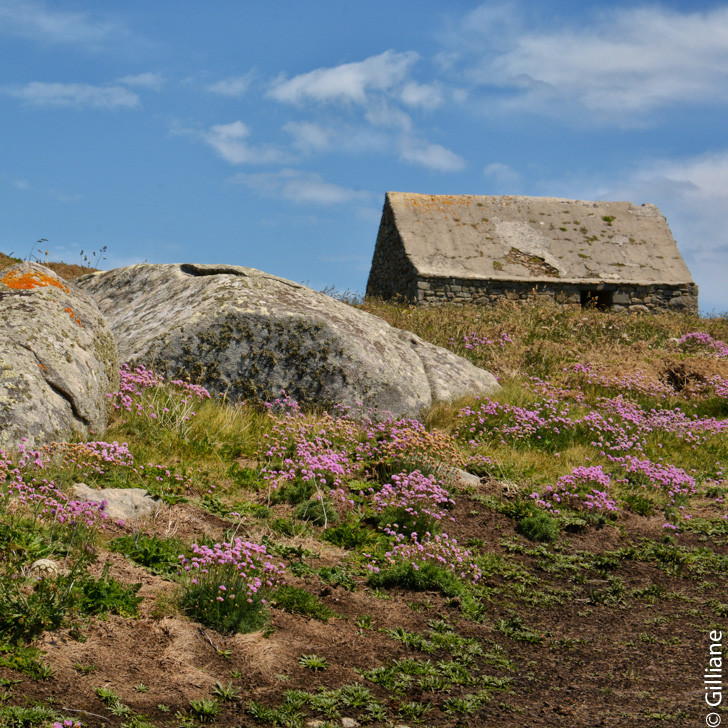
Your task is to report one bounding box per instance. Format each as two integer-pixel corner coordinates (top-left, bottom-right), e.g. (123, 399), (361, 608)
(580, 290), (613, 310)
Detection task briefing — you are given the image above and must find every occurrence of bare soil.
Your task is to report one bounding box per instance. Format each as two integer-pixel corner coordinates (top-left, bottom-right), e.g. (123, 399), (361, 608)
(3, 488), (723, 728)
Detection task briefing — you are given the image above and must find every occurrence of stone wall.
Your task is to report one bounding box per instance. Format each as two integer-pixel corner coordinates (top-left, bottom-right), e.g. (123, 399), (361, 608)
(410, 276), (699, 313)
(366, 198), (419, 300)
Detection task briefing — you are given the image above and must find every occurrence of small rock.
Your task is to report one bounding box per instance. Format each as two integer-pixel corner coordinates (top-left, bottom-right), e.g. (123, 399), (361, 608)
(341, 719), (359, 728)
(29, 559), (60, 577)
(453, 468), (482, 488)
(71, 483), (159, 522)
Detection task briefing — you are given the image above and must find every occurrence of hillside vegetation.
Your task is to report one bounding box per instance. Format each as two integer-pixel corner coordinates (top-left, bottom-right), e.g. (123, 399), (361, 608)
(1, 271), (727, 727)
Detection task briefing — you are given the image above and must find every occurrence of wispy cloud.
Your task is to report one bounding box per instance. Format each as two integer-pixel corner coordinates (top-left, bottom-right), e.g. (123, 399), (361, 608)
(206, 74), (254, 98)
(399, 81), (443, 110)
(283, 121), (332, 154)
(118, 72), (164, 91)
(0, 0), (128, 49)
(201, 121), (289, 165)
(3, 81), (139, 109)
(229, 169), (372, 205)
(284, 120), (389, 156)
(446, 3), (728, 124)
(399, 138), (465, 172)
(484, 162), (521, 190)
(364, 99), (412, 130)
(13, 178), (81, 203)
(268, 50), (419, 105)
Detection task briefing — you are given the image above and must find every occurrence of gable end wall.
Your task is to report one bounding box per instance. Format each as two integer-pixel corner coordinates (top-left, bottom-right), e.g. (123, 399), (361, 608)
(366, 197), (418, 300)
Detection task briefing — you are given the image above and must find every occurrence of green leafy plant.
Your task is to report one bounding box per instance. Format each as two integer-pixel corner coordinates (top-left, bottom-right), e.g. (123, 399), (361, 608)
(299, 654), (328, 671)
(294, 497), (339, 526)
(516, 511), (560, 542)
(368, 559), (467, 597)
(95, 686), (131, 715)
(271, 585), (337, 621)
(212, 680), (240, 701)
(188, 697), (221, 721)
(495, 614), (544, 644)
(110, 533), (189, 576)
(74, 567), (143, 618)
(323, 515), (376, 549)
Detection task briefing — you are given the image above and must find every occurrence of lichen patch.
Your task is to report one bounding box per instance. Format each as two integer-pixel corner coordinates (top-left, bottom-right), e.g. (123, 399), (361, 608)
(1, 269), (69, 292)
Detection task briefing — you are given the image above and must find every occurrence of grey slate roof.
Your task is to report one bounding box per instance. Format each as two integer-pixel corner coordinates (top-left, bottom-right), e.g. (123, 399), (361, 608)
(384, 191), (694, 285)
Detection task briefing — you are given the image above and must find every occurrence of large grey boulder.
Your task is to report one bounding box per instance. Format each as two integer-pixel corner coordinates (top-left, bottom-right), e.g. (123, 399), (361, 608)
(0, 262), (119, 450)
(76, 263), (499, 418)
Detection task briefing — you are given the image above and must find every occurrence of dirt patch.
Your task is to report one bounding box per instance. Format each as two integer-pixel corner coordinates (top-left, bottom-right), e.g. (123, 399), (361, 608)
(4, 495), (720, 728)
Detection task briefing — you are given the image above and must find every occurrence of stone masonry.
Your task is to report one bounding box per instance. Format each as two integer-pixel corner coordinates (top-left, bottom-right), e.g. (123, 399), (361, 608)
(366, 192), (698, 313)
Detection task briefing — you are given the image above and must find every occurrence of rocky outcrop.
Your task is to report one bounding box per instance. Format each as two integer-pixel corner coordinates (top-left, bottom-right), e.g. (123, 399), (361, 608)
(0, 263), (118, 450)
(76, 263), (499, 418)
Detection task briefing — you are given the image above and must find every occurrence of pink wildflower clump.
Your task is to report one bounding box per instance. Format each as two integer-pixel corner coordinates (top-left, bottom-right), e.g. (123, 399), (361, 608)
(108, 364), (210, 432)
(1, 473), (108, 553)
(367, 532), (482, 583)
(264, 389), (303, 417)
(261, 411), (357, 491)
(373, 470), (455, 524)
(531, 465), (618, 514)
(0, 449), (20, 487)
(618, 456), (697, 497)
(710, 376), (728, 399)
(179, 538), (286, 605)
(677, 332), (728, 358)
(567, 363), (677, 399)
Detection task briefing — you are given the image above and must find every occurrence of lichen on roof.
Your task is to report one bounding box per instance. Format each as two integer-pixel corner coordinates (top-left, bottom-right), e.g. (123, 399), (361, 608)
(385, 191), (695, 286)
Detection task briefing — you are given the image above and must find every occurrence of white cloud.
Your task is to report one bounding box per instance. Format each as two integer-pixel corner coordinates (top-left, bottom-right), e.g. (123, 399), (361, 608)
(206, 74), (253, 98)
(118, 72), (164, 91)
(400, 81), (443, 110)
(450, 3), (728, 123)
(283, 121), (332, 153)
(229, 169), (371, 205)
(364, 99), (412, 130)
(399, 138), (465, 172)
(268, 50), (419, 105)
(4, 81), (139, 109)
(283, 120), (390, 156)
(202, 121), (289, 165)
(0, 0), (127, 48)
(484, 162), (520, 188)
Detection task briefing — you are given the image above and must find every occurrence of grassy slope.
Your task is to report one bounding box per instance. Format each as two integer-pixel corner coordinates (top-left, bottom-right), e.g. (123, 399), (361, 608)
(0, 263), (727, 727)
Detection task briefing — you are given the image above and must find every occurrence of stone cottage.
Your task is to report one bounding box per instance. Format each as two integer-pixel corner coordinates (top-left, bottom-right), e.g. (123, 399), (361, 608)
(366, 192), (698, 312)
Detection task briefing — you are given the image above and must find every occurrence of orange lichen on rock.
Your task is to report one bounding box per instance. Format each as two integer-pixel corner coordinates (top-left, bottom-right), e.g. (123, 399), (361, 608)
(403, 192), (474, 220)
(65, 306), (82, 326)
(1, 269), (69, 292)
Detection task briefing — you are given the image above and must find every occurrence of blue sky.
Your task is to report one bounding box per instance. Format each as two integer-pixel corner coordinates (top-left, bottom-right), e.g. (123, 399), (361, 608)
(1, 1), (727, 313)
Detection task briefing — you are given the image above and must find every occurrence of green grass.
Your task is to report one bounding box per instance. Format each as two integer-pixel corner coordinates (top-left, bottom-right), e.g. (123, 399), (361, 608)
(271, 585), (338, 621)
(110, 533), (189, 576)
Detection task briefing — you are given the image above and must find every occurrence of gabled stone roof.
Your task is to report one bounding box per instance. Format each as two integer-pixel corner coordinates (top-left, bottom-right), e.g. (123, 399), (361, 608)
(383, 191), (694, 285)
